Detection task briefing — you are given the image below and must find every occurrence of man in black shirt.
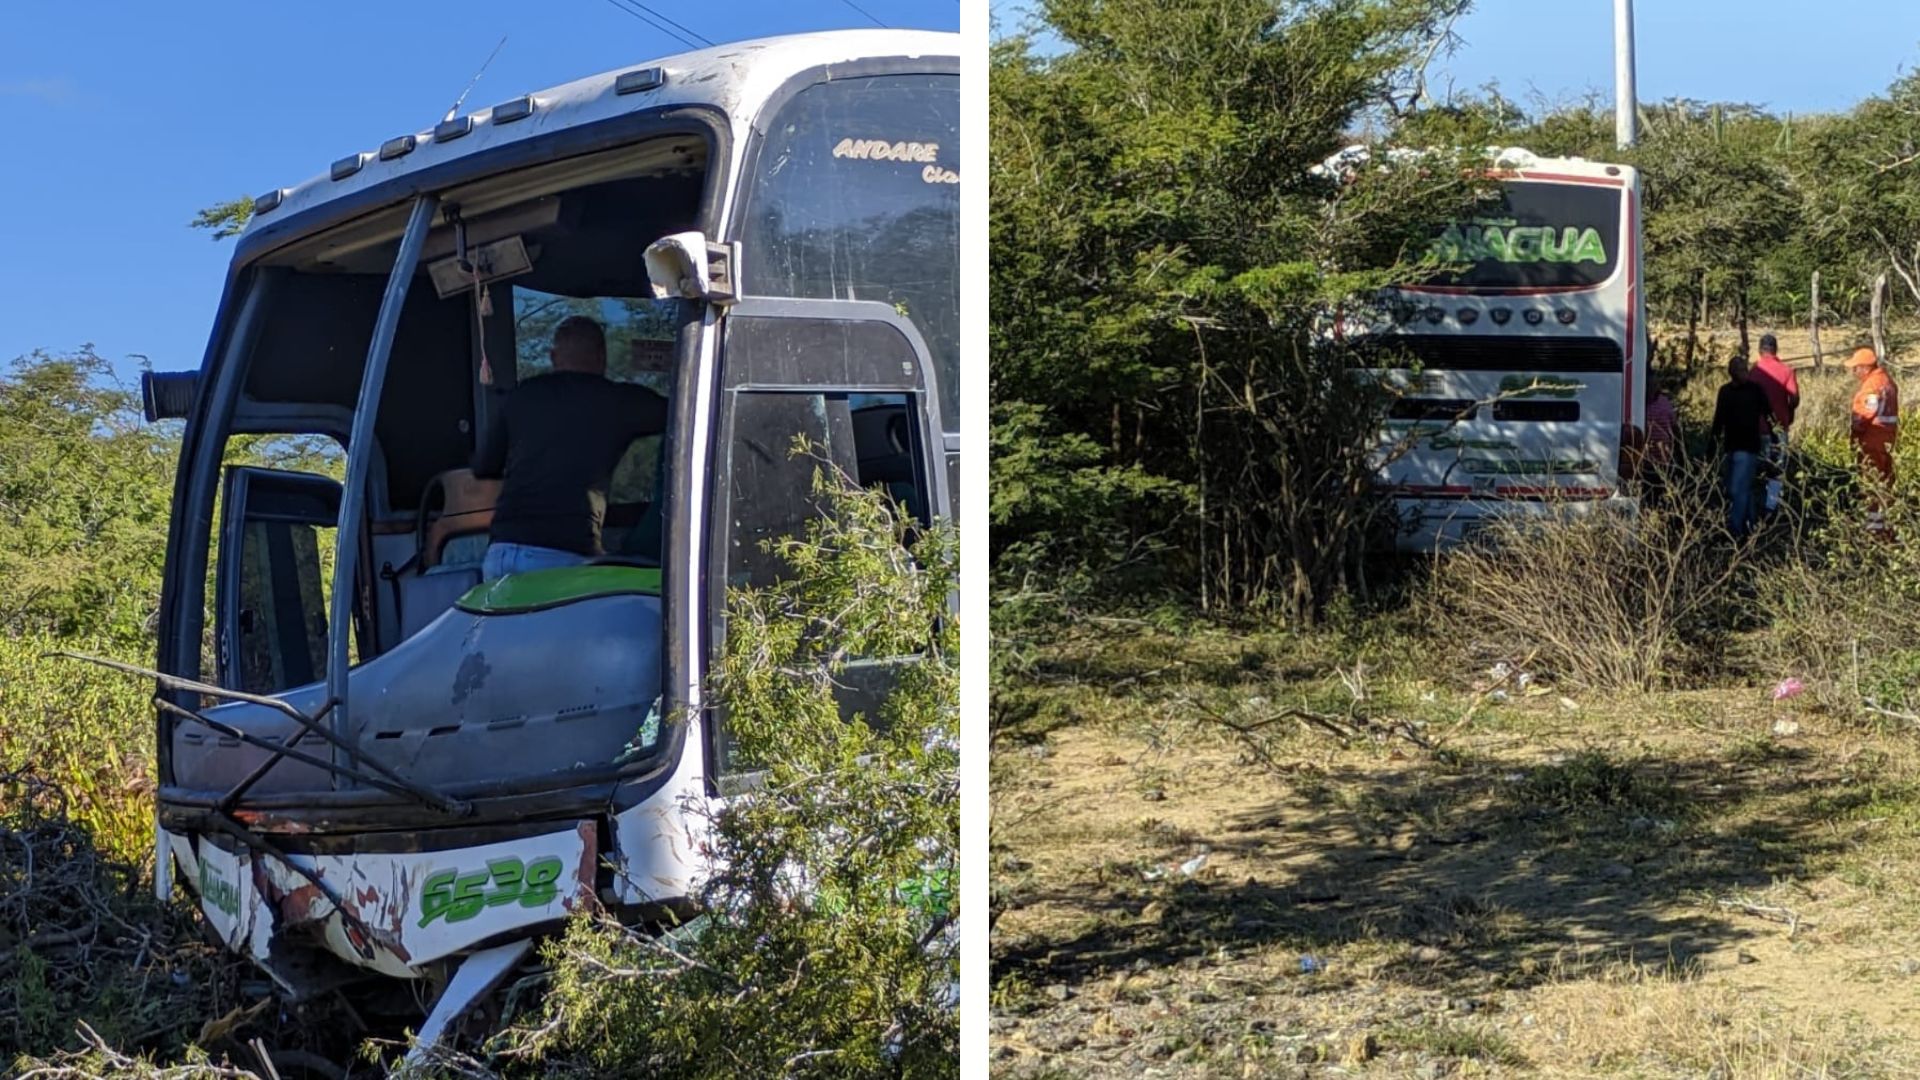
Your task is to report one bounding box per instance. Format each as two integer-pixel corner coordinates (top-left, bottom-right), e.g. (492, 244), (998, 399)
(1708, 353), (1768, 539)
(472, 315), (668, 580)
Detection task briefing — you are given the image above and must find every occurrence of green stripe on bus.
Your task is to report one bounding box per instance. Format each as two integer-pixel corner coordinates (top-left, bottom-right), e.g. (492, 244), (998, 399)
(455, 565), (662, 614)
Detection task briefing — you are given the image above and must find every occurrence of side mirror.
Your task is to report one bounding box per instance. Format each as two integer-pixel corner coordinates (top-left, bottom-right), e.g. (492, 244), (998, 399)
(142, 370), (199, 422)
(645, 231), (738, 305)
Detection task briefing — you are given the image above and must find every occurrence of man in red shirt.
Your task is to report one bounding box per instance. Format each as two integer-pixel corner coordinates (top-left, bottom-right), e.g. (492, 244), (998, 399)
(1749, 333), (1800, 515)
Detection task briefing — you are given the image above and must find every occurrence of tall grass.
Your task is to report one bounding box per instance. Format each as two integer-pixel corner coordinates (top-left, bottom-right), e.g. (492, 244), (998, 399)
(0, 634), (154, 864)
(1426, 461), (1745, 693)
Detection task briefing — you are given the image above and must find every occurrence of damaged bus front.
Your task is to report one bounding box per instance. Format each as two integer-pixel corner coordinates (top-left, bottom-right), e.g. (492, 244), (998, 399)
(141, 29), (957, 1045)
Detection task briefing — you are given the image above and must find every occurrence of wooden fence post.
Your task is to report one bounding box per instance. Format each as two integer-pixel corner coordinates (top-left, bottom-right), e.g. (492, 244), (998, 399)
(1873, 270), (1890, 363)
(1811, 269), (1823, 371)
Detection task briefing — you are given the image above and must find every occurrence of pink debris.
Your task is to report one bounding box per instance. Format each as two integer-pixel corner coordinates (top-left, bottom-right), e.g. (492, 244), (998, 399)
(1771, 678), (1805, 702)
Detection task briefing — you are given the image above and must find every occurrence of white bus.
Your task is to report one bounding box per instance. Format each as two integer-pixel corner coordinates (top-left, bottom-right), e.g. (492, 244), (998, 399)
(138, 29), (957, 1053)
(1368, 150), (1647, 550)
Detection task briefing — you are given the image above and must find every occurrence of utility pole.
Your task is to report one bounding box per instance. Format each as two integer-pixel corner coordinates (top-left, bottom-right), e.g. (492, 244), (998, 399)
(1615, 0), (1637, 148)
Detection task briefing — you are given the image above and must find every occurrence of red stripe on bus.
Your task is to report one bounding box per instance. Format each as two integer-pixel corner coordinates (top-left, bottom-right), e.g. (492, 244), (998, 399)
(1625, 195), (1638, 426)
(1515, 171), (1626, 187)
(1397, 283), (1603, 296)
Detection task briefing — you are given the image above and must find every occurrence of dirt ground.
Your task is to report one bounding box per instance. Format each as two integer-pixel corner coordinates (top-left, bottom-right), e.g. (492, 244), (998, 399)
(990, 627), (1920, 1078)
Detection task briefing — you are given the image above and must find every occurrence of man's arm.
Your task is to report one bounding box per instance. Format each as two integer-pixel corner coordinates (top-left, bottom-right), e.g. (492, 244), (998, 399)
(617, 383), (670, 442)
(1709, 387), (1727, 446)
(471, 390), (510, 478)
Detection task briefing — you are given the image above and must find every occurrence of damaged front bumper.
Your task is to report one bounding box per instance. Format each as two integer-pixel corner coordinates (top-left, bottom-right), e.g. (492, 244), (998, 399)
(155, 726), (711, 996)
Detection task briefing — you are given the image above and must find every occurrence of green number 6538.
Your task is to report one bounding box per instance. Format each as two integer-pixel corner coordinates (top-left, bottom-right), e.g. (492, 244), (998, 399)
(418, 855), (566, 928)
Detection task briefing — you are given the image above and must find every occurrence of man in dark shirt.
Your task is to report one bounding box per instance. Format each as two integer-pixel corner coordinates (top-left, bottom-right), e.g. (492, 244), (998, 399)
(1708, 353), (1768, 539)
(471, 315), (668, 580)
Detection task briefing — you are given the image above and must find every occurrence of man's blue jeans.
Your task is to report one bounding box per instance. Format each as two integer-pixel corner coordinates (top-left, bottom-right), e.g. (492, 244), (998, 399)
(482, 542), (588, 582)
(1727, 450), (1759, 538)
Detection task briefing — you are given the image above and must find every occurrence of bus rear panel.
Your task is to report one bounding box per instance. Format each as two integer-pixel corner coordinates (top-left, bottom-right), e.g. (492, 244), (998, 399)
(1372, 158), (1645, 550)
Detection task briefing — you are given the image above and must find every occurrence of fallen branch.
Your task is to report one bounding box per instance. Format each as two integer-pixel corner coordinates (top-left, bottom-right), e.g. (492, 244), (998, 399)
(1863, 700), (1920, 728)
(1711, 894), (1809, 940)
(1185, 696), (1432, 769)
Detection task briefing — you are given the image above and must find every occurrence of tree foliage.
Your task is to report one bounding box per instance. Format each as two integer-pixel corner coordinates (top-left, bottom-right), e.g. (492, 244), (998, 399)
(0, 350), (177, 647)
(992, 0), (1486, 621)
(501, 463), (959, 1077)
(187, 197), (253, 241)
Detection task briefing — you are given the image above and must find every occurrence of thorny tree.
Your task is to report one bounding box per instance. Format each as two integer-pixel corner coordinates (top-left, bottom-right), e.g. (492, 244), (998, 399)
(991, 0), (1488, 624)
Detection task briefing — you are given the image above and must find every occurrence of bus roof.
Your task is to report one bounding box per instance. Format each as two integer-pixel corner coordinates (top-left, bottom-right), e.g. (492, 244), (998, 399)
(241, 28), (957, 240)
(1315, 145), (1637, 185)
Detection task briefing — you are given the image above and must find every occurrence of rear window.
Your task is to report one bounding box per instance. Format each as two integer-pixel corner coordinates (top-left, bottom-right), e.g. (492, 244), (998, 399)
(1429, 181), (1623, 290)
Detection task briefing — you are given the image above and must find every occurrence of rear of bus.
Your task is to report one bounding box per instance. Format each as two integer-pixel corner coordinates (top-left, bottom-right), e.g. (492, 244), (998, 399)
(1371, 157), (1646, 550)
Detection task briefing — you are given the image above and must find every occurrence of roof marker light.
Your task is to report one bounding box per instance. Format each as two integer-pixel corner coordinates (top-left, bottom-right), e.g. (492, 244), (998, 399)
(1556, 308), (1578, 325)
(1457, 308), (1480, 326)
(1489, 307), (1512, 325)
(434, 115), (474, 143)
(615, 67), (666, 95)
(379, 134), (418, 161)
(253, 188), (286, 215)
(1523, 309), (1546, 326)
(331, 152), (373, 181)
(491, 96), (535, 124)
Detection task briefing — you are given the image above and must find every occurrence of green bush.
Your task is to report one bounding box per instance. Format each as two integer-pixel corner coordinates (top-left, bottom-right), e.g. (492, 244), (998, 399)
(499, 462), (959, 1077)
(0, 633), (153, 864)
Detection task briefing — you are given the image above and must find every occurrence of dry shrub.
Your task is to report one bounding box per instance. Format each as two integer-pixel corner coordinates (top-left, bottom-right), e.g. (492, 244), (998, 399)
(1427, 462), (1745, 694)
(1522, 959), (1918, 1078)
(1745, 375), (1920, 715)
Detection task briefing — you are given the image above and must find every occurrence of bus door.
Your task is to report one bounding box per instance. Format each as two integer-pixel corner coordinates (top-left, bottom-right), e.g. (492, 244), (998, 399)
(705, 298), (951, 787)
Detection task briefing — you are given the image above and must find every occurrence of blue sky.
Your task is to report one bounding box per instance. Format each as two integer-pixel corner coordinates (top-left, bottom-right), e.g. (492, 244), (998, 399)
(994, 1), (1920, 116)
(1430, 0), (1920, 116)
(0, 0), (957, 376)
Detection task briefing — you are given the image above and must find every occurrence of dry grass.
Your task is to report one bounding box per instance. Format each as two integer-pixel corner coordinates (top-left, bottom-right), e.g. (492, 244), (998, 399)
(1524, 959), (1920, 1078)
(1425, 463), (1744, 694)
(992, 624), (1920, 1079)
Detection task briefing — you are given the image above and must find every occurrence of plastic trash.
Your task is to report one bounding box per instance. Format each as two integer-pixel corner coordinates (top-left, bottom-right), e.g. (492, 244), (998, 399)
(1178, 852), (1210, 877)
(1299, 954), (1324, 974)
(1771, 678), (1805, 702)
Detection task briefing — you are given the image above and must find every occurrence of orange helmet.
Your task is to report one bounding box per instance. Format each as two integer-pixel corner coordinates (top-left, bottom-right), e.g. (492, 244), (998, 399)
(1849, 347), (1880, 369)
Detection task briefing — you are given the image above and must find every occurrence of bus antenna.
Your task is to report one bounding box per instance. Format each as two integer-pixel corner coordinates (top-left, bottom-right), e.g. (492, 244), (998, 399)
(444, 35), (510, 124)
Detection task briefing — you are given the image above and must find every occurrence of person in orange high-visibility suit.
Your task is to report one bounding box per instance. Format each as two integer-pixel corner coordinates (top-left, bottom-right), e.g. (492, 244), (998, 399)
(1848, 346), (1899, 532)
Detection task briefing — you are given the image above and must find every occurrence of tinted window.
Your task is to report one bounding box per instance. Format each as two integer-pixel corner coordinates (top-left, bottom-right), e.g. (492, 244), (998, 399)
(1492, 400), (1581, 422)
(1359, 335), (1625, 373)
(233, 519), (329, 693)
(723, 391), (926, 592)
(741, 74), (959, 433)
(1429, 182), (1623, 290)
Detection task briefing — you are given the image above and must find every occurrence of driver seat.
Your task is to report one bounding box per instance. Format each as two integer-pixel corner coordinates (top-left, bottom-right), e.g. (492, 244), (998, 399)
(387, 469), (500, 642)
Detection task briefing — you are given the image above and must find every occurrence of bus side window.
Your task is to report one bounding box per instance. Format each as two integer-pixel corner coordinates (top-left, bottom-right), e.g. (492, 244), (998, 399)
(716, 390), (929, 778)
(724, 391), (926, 591)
